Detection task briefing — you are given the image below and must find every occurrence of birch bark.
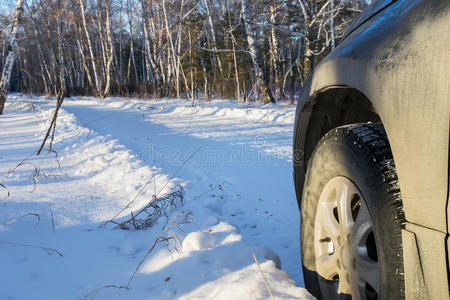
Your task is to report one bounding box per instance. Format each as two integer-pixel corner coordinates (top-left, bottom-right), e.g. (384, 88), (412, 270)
(241, 0), (274, 104)
(102, 0), (115, 97)
(298, 0), (312, 81)
(203, 0), (223, 75)
(330, 0), (336, 50)
(79, 0), (101, 97)
(0, 0), (24, 115)
(270, 1), (280, 100)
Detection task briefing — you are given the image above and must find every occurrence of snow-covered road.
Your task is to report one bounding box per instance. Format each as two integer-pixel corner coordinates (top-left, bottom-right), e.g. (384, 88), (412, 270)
(0, 95), (313, 299)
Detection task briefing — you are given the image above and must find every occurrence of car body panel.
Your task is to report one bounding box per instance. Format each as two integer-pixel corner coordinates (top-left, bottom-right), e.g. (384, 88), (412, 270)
(295, 0), (450, 233)
(403, 223), (449, 299)
(294, 0), (450, 297)
(343, 0), (396, 40)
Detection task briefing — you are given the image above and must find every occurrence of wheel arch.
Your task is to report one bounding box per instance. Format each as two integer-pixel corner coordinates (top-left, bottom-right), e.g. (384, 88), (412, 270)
(293, 86), (382, 208)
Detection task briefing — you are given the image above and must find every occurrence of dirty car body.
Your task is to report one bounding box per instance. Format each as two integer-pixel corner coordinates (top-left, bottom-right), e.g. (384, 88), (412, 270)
(293, 0), (450, 299)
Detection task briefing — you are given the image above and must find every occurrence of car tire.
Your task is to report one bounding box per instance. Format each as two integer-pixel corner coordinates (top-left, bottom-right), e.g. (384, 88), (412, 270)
(300, 123), (405, 300)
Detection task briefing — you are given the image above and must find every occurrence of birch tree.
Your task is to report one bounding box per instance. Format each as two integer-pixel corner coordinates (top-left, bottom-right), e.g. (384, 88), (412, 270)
(0, 0), (366, 103)
(203, 0), (223, 75)
(241, 0), (274, 104)
(102, 0), (114, 97)
(79, 0), (101, 97)
(0, 0), (24, 115)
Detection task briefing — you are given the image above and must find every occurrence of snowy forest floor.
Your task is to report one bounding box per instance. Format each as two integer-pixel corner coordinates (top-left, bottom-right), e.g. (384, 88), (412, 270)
(0, 94), (314, 299)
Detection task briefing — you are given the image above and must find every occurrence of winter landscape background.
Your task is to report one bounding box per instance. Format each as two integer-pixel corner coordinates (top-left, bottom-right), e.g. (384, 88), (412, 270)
(1, 0), (371, 298)
(2, 95), (313, 299)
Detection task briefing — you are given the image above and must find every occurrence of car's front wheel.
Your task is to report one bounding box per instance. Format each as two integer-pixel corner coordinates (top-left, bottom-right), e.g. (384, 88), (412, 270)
(300, 124), (405, 300)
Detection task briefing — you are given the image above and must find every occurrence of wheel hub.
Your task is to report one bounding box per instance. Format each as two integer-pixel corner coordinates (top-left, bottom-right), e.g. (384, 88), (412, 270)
(339, 244), (351, 271)
(313, 176), (380, 299)
(337, 237), (353, 293)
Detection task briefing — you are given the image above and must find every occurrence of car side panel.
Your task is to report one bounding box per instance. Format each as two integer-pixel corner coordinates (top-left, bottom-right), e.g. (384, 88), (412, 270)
(296, 0), (450, 233)
(402, 224), (449, 299)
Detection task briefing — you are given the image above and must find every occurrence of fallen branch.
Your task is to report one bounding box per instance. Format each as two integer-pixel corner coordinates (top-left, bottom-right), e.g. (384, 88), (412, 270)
(37, 93), (64, 155)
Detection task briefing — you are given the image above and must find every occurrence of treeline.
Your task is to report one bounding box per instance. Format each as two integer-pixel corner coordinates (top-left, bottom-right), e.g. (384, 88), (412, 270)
(0, 0), (369, 103)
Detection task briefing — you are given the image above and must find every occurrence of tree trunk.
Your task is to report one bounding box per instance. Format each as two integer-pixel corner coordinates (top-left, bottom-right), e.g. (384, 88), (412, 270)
(102, 0), (115, 97)
(270, 1), (280, 101)
(126, 0), (139, 86)
(298, 0), (312, 81)
(204, 0), (223, 75)
(0, 0), (24, 115)
(162, 0), (180, 98)
(241, 0), (274, 104)
(330, 0), (336, 50)
(27, 3), (50, 95)
(141, 0), (161, 95)
(79, 0), (101, 97)
(226, 0), (240, 102)
(77, 37), (94, 90)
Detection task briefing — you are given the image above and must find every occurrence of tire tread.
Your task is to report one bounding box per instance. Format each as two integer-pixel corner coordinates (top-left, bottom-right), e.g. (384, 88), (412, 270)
(303, 123), (406, 300)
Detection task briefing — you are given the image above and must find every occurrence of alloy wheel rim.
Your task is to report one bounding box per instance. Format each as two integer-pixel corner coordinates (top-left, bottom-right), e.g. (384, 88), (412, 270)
(314, 176), (379, 299)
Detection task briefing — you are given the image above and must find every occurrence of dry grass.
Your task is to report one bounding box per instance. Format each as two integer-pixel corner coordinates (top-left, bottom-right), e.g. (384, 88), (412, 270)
(0, 148), (61, 206)
(0, 182), (10, 205)
(85, 210), (193, 299)
(0, 241), (63, 257)
(253, 252), (275, 300)
(110, 185), (185, 231)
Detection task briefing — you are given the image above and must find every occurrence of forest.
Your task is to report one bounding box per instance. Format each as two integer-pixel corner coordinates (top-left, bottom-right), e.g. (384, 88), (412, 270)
(0, 0), (369, 114)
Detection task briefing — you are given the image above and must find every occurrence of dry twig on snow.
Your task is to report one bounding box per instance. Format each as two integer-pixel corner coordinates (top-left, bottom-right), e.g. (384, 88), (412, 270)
(252, 252), (274, 300)
(0, 241), (63, 257)
(112, 185), (185, 231)
(85, 211), (192, 299)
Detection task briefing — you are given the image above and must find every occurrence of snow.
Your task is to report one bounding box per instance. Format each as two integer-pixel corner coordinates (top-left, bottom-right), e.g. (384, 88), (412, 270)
(0, 94), (314, 299)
